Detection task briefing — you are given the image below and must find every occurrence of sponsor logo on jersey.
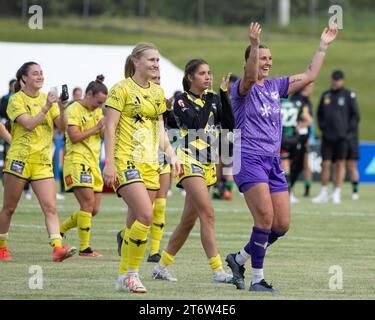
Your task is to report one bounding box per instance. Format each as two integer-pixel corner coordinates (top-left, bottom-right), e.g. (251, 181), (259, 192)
(261, 104), (271, 117)
(80, 173), (93, 184)
(10, 161), (25, 174)
(109, 89), (120, 102)
(124, 169), (141, 181)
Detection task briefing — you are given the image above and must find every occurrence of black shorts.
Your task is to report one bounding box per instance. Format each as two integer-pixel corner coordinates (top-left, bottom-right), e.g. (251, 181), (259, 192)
(346, 138), (360, 160)
(321, 138), (348, 161)
(281, 135), (301, 160)
(280, 143), (296, 160)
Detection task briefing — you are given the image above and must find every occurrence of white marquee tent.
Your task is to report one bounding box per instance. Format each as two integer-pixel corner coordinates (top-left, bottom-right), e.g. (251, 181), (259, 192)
(0, 42), (183, 98)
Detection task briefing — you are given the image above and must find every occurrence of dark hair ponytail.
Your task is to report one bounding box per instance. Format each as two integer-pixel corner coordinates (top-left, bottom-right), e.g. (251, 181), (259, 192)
(15, 62), (38, 93)
(85, 74), (108, 95)
(182, 59), (208, 92)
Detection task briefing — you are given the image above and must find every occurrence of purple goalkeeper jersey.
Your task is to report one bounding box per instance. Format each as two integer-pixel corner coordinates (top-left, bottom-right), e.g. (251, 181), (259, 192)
(231, 77), (289, 156)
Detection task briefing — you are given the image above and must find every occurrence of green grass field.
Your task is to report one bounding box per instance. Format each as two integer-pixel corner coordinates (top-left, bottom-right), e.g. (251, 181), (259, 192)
(1, 182), (375, 300)
(0, 17), (375, 140)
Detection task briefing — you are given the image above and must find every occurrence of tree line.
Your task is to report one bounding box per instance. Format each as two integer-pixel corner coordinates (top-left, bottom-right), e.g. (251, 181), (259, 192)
(0, 0), (372, 25)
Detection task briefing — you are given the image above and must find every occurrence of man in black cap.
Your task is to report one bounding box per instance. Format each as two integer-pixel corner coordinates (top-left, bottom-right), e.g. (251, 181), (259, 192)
(312, 70), (360, 204)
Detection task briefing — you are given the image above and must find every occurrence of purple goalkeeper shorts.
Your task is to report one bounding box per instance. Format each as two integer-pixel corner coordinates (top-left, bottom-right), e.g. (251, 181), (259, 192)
(233, 153), (288, 194)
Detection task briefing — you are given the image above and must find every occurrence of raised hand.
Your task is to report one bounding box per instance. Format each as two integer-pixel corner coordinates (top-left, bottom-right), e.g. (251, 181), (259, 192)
(248, 22), (261, 46)
(220, 72), (232, 91)
(320, 23), (338, 47)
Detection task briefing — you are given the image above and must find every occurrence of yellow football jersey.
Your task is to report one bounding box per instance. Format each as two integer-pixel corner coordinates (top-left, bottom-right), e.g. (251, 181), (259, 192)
(65, 101), (104, 166)
(6, 90), (59, 164)
(105, 78), (166, 165)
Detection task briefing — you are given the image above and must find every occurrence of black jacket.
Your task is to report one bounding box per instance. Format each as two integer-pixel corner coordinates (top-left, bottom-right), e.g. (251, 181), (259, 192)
(173, 89), (234, 131)
(317, 87), (360, 142)
(172, 89), (235, 163)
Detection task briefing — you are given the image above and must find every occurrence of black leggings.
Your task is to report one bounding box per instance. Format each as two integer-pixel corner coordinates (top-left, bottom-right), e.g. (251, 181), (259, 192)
(289, 136), (308, 188)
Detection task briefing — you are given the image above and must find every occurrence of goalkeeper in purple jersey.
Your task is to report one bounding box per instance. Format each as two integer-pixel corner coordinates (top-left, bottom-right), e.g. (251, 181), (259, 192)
(226, 22), (338, 292)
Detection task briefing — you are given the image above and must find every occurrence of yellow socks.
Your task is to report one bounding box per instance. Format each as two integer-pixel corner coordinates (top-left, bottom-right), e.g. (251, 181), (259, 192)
(60, 210), (93, 251)
(60, 211), (79, 234)
(0, 233), (9, 248)
(126, 220), (150, 271)
(49, 234), (63, 248)
(209, 254), (223, 272)
(119, 227), (131, 275)
(77, 210), (92, 251)
(150, 198), (166, 255)
(160, 250), (175, 268)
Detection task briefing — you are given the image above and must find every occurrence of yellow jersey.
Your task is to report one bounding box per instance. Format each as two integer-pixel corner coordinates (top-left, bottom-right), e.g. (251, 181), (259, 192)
(65, 101), (104, 166)
(6, 90), (59, 164)
(105, 78), (166, 165)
